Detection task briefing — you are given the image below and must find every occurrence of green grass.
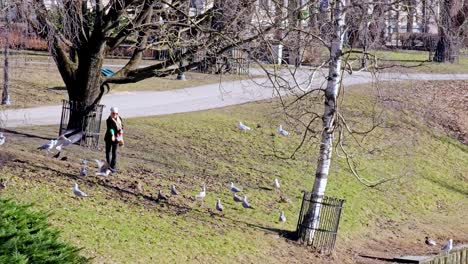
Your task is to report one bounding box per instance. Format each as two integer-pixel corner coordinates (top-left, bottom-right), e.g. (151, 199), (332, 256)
(0, 61), (256, 108)
(344, 49), (468, 73)
(1, 82), (467, 262)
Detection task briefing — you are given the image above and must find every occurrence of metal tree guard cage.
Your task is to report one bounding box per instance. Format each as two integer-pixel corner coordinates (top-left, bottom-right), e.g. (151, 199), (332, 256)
(59, 100), (104, 149)
(296, 192), (345, 254)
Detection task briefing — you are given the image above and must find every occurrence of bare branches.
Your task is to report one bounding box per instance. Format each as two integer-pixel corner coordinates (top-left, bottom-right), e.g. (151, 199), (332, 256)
(337, 126), (395, 187)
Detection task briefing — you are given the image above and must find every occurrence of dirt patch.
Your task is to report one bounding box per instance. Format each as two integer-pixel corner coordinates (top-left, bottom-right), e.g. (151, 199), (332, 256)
(380, 80), (468, 144)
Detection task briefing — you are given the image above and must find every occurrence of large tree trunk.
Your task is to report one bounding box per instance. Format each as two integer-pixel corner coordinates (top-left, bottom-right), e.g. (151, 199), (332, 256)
(2, 12), (11, 106)
(300, 0), (345, 244)
(2, 34), (11, 105)
(434, 33), (459, 63)
(433, 0), (466, 63)
(61, 43), (107, 131)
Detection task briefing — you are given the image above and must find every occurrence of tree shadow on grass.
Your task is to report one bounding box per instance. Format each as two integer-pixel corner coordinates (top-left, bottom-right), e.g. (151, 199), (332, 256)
(247, 223), (298, 241)
(423, 175), (468, 196)
(47, 86), (67, 91)
(22, 161), (196, 215)
(3, 128), (51, 141)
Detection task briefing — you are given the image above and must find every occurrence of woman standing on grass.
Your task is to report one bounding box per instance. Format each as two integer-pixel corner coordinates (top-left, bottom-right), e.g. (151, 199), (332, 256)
(105, 106), (124, 173)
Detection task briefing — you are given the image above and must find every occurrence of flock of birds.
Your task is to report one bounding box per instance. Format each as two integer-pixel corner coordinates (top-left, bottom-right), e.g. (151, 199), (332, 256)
(64, 122), (291, 224)
(0, 124), (457, 251)
(34, 121), (289, 223)
(425, 237), (454, 253)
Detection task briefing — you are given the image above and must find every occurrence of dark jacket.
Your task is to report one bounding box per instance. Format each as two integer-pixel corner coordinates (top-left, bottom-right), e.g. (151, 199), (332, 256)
(104, 116), (123, 143)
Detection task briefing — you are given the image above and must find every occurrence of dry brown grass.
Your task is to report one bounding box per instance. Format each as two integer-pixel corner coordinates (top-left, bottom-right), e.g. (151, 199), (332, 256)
(0, 58), (255, 108)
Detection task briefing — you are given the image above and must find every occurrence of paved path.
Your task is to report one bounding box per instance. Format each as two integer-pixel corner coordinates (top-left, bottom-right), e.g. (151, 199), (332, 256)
(3, 69), (468, 128)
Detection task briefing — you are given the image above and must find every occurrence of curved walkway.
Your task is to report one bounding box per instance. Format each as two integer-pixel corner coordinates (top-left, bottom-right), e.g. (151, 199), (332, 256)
(3, 70), (468, 128)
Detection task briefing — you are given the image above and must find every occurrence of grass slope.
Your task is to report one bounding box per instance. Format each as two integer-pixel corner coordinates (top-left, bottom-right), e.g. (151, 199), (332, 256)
(0, 82), (467, 263)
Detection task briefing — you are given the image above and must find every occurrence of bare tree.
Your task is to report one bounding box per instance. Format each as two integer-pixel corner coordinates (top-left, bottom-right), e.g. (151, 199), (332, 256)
(16, 0), (283, 129)
(1, 2), (12, 105)
(255, 0), (411, 245)
(433, 0), (468, 63)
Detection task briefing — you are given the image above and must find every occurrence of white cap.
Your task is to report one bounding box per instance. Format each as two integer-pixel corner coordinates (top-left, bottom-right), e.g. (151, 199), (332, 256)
(110, 106), (119, 113)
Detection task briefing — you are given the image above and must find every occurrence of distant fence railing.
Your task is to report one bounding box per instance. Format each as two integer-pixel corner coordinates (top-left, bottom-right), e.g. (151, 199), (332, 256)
(296, 193), (345, 254)
(153, 48), (250, 75)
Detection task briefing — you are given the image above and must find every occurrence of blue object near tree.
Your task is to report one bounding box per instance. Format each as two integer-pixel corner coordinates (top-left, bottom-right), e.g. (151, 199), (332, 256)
(101, 68), (115, 77)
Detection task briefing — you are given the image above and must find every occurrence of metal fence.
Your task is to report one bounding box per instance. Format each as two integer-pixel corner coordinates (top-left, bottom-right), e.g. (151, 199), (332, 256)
(154, 48), (250, 75)
(59, 100), (104, 149)
(296, 192), (345, 254)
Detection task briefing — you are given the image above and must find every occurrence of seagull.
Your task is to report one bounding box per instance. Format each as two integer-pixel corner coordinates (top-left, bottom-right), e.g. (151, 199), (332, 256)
(242, 195), (253, 209)
(56, 131), (83, 150)
(80, 165), (87, 176)
(0, 133), (5, 145)
(37, 140), (57, 152)
(55, 135), (72, 150)
(274, 178), (280, 189)
(230, 182), (242, 193)
(157, 190), (168, 201)
(0, 179), (6, 190)
(277, 125), (290, 136)
(216, 199), (224, 212)
(425, 236), (436, 246)
(441, 239), (453, 252)
(195, 184), (206, 199)
(237, 121), (251, 132)
(73, 183), (88, 197)
(279, 195), (292, 203)
(95, 159), (111, 177)
(233, 193), (242, 202)
(171, 185), (179, 195)
(279, 210), (286, 223)
(134, 181), (143, 193)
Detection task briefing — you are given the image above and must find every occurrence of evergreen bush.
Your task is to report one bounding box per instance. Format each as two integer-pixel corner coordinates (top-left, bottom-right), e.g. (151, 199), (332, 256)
(0, 199), (89, 264)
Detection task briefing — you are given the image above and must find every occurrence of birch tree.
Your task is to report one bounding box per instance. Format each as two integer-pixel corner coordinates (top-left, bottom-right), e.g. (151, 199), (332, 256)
(299, 0), (346, 244)
(255, 0), (411, 245)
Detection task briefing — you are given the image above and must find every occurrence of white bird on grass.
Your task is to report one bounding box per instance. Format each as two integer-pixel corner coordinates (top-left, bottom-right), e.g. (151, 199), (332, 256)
(0, 133), (5, 145)
(80, 164), (87, 176)
(242, 195), (253, 209)
(233, 193), (242, 202)
(95, 160), (111, 177)
(230, 182), (242, 193)
(73, 183), (88, 197)
(425, 236), (436, 246)
(195, 184), (206, 199)
(279, 210), (286, 223)
(171, 185), (179, 195)
(441, 239), (453, 252)
(56, 132), (83, 150)
(157, 190), (168, 201)
(237, 121), (251, 132)
(277, 125), (290, 136)
(216, 199), (224, 212)
(37, 140), (57, 152)
(274, 178), (280, 189)
(0, 179), (6, 190)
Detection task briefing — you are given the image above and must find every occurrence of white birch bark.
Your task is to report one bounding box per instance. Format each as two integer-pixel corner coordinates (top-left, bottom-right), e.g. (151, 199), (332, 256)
(301, 0), (346, 245)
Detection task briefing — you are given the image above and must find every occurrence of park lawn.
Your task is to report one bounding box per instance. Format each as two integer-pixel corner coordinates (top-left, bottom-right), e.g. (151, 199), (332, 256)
(0, 55), (256, 108)
(0, 81), (467, 263)
(344, 49), (468, 74)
